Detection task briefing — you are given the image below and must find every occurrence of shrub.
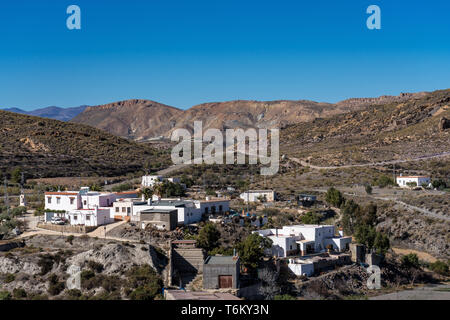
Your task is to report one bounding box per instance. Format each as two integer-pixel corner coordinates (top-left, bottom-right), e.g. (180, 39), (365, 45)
(300, 212), (321, 225)
(65, 289), (82, 299)
(274, 294), (296, 300)
(365, 184), (373, 195)
(66, 235), (74, 245)
(126, 265), (162, 300)
(38, 254), (55, 275)
(47, 274), (65, 296)
(429, 261), (449, 275)
(87, 260), (104, 273)
(401, 254), (420, 269)
(12, 288), (27, 299)
(4, 273), (15, 283)
(0, 291), (12, 300)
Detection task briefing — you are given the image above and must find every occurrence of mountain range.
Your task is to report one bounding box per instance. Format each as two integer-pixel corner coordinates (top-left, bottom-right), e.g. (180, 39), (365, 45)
(2, 106), (88, 122)
(70, 92), (427, 141)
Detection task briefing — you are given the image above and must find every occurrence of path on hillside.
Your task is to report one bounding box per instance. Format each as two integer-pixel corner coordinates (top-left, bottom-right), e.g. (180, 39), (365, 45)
(289, 151), (450, 170)
(310, 187), (450, 222)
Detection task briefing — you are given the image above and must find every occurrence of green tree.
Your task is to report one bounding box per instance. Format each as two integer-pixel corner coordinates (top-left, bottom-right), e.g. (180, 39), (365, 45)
(236, 233), (272, 271)
(401, 253), (420, 269)
(300, 212), (321, 225)
(365, 184), (373, 195)
(197, 223), (220, 252)
(373, 232), (390, 255)
(140, 188), (153, 200)
(325, 187), (344, 207)
(375, 175), (395, 188)
(10, 167), (22, 184)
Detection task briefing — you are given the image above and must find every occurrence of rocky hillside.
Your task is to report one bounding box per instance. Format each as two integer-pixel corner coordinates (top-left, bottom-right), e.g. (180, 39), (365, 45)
(281, 89), (450, 165)
(0, 110), (169, 178)
(0, 235), (166, 300)
(71, 100), (183, 141)
(71, 92), (427, 141)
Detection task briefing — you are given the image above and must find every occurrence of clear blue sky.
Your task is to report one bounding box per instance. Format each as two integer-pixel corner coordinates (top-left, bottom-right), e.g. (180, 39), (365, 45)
(1, 0), (449, 110)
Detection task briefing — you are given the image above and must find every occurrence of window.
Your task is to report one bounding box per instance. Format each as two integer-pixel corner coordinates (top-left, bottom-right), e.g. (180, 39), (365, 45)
(115, 207), (119, 213)
(47, 197), (52, 204)
(219, 205), (223, 212)
(86, 216), (90, 221)
(84, 200), (87, 206)
(70, 197), (75, 205)
(122, 207), (126, 213)
(56, 197), (61, 204)
(73, 215), (78, 220)
(205, 207), (209, 214)
(127, 207), (131, 214)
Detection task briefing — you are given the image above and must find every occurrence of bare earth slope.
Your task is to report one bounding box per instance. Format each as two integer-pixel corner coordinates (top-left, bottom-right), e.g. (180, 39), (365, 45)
(71, 92), (428, 141)
(0, 110), (169, 178)
(281, 89), (450, 166)
(71, 99), (183, 141)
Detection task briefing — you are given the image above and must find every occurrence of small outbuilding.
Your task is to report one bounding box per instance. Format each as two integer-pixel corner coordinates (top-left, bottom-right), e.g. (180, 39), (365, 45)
(203, 256), (240, 289)
(139, 209), (178, 231)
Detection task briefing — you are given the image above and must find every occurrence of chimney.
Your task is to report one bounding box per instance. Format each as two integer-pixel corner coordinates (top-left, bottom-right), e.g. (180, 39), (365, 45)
(141, 194), (145, 201)
(147, 198), (152, 205)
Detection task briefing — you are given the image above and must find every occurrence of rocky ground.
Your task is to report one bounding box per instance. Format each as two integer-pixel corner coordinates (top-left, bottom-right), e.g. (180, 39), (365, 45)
(0, 235), (167, 300)
(293, 254), (442, 300)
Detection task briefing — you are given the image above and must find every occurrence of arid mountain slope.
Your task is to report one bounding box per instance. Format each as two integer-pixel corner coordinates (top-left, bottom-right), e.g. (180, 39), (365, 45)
(71, 92), (427, 140)
(0, 110), (169, 178)
(71, 100), (183, 140)
(280, 89), (450, 166)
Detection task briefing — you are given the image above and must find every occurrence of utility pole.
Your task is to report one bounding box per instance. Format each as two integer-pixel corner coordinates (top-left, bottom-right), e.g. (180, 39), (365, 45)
(4, 177), (9, 215)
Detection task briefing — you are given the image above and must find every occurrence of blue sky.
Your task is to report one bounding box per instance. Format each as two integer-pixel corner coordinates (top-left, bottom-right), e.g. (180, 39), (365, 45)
(0, 0), (449, 110)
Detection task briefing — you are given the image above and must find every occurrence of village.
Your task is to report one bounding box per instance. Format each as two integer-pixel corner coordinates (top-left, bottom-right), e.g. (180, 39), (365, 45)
(1, 169), (448, 300)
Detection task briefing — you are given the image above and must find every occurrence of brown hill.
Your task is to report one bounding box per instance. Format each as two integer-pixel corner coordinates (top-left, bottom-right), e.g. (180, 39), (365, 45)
(0, 110), (170, 178)
(71, 99), (183, 140)
(72, 93), (428, 141)
(280, 89), (450, 166)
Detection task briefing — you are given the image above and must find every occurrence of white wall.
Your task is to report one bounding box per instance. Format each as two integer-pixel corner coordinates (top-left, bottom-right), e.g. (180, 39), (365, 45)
(45, 194), (80, 212)
(288, 260), (314, 276)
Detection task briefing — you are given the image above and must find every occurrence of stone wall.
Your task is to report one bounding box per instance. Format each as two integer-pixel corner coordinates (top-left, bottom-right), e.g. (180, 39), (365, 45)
(37, 222), (96, 234)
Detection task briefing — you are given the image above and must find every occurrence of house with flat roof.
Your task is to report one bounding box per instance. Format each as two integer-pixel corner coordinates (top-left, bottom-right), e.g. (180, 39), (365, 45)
(44, 187), (116, 226)
(138, 208), (178, 231)
(203, 255), (240, 290)
(240, 190), (276, 203)
(254, 225), (352, 258)
(396, 175), (431, 188)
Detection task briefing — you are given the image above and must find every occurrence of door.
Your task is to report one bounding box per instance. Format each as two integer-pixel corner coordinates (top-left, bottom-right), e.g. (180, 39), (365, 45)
(218, 275), (233, 288)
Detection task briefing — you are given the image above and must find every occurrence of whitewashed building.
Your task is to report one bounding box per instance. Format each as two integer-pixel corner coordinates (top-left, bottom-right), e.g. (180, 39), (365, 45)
(67, 208), (113, 227)
(396, 175), (431, 188)
(44, 187), (117, 226)
(254, 225), (352, 258)
(141, 175), (181, 188)
(117, 197), (230, 226)
(240, 190), (276, 203)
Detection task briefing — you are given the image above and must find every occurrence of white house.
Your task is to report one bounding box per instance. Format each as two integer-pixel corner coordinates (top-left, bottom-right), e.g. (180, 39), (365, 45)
(396, 175), (431, 188)
(240, 190), (276, 203)
(141, 175), (164, 187)
(67, 208), (113, 227)
(44, 187), (117, 226)
(141, 175), (182, 188)
(254, 225), (352, 258)
(120, 197), (230, 226)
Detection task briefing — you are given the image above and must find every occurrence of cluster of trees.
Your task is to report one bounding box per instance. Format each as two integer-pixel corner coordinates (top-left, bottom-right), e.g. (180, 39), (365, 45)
(195, 222), (272, 271)
(153, 181), (186, 198)
(325, 187), (390, 255)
